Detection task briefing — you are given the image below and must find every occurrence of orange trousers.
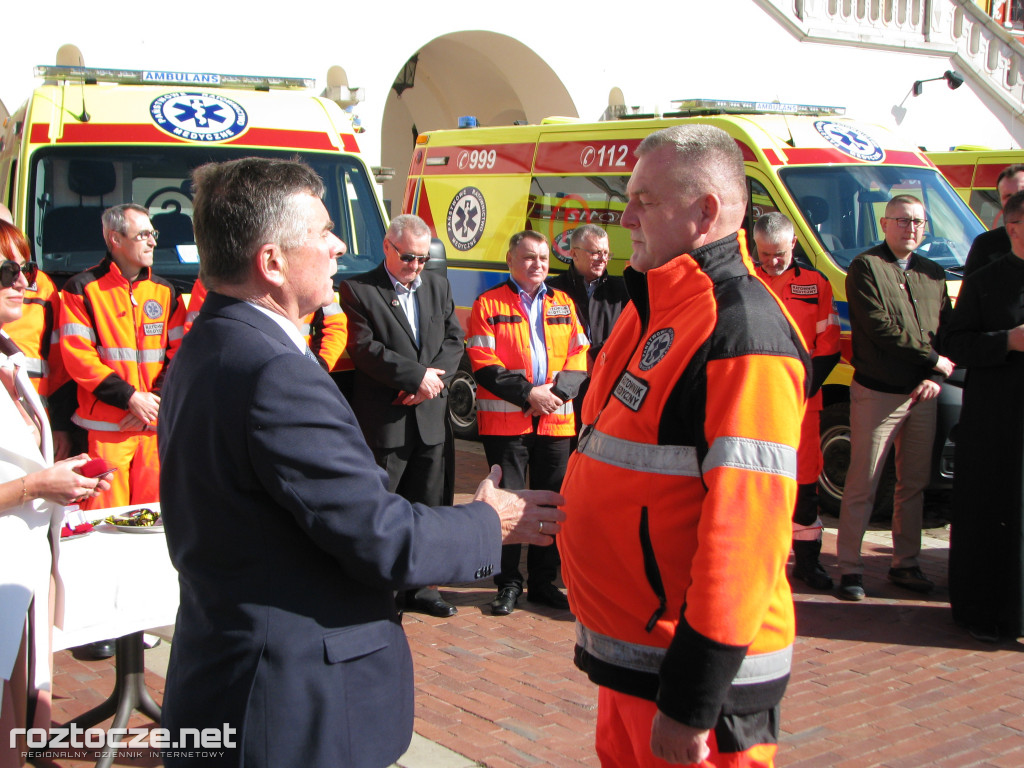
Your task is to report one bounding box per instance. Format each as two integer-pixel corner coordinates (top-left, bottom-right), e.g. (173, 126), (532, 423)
(596, 688), (777, 768)
(81, 430), (160, 510)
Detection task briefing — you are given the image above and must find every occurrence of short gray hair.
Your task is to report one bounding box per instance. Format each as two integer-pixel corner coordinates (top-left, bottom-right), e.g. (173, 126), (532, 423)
(191, 157), (325, 286)
(753, 212), (794, 243)
(569, 224), (607, 248)
(387, 214), (431, 241)
(636, 124), (746, 205)
(102, 203), (150, 236)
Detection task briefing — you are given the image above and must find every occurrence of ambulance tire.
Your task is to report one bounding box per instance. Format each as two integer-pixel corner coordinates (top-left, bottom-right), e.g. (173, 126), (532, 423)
(448, 354), (478, 439)
(818, 402), (895, 521)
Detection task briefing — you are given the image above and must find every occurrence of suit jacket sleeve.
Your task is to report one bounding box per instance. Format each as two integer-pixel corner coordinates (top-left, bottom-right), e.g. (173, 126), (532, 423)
(426, 276), (466, 387)
(247, 352), (500, 588)
(338, 279), (427, 393)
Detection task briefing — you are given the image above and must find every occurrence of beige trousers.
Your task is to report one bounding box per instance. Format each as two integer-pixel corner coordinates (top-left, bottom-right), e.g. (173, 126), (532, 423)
(837, 381), (937, 574)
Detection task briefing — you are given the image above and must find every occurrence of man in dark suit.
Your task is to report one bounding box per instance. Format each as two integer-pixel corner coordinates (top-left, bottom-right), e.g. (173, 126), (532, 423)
(338, 214), (464, 617)
(547, 223), (628, 447)
(964, 163), (1024, 277)
(156, 157), (565, 768)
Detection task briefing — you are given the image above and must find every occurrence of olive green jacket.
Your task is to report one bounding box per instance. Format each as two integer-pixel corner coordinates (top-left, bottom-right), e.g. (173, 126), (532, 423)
(845, 242), (952, 394)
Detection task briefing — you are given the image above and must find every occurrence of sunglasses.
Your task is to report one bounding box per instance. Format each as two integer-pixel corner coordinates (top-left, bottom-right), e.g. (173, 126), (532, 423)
(387, 239), (430, 264)
(0, 260), (37, 289)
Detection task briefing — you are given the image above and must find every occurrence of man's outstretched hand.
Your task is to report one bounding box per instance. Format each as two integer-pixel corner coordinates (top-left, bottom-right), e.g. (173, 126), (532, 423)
(473, 465), (565, 545)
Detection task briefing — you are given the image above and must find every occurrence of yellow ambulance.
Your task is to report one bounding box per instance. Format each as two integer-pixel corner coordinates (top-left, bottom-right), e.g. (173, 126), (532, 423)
(0, 60), (389, 297)
(927, 147), (1024, 228)
(405, 99), (983, 513)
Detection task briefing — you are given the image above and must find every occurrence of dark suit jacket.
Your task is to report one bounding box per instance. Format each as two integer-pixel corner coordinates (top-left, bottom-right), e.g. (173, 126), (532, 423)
(964, 226), (1010, 278)
(338, 264), (464, 449)
(157, 292), (499, 768)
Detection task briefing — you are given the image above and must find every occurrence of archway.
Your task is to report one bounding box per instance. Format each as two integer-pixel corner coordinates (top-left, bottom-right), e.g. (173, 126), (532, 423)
(380, 31), (577, 215)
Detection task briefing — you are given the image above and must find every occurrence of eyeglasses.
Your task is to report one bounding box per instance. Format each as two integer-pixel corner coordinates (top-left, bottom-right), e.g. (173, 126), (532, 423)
(124, 229), (159, 242)
(387, 239), (430, 264)
(886, 217), (928, 230)
(0, 260), (37, 289)
(575, 247), (611, 260)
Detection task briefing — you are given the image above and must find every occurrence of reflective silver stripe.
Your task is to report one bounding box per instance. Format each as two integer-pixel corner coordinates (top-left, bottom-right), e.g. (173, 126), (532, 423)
(21, 358), (46, 376)
(72, 415), (123, 432)
(476, 399), (521, 413)
(49, 330), (60, 345)
(553, 401), (572, 416)
(61, 323), (96, 342)
(322, 302), (344, 317)
(570, 333), (589, 351)
(466, 335), (495, 349)
(168, 326), (184, 342)
(576, 623), (792, 684)
(98, 347), (167, 364)
(703, 436), (796, 480)
(579, 429), (701, 477)
(185, 310), (200, 324)
(732, 645), (793, 686)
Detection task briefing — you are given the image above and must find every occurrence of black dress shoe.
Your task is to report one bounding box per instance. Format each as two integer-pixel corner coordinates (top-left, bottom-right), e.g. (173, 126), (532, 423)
(408, 595), (458, 618)
(490, 586), (519, 616)
(81, 639), (115, 660)
(527, 583), (569, 610)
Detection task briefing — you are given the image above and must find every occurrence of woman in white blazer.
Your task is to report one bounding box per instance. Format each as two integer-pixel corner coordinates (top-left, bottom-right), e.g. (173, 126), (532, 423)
(0, 254), (107, 768)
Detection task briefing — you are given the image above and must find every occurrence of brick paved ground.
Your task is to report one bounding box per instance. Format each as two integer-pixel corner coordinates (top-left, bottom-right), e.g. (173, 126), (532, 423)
(33, 441), (1024, 767)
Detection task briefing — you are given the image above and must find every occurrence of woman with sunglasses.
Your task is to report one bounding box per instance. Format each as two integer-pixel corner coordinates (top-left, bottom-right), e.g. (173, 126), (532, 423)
(0, 221), (73, 461)
(0, 254), (109, 767)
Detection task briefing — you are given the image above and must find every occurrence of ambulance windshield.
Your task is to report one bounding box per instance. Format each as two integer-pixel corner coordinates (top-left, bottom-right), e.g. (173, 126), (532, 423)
(778, 165), (984, 273)
(26, 147), (386, 290)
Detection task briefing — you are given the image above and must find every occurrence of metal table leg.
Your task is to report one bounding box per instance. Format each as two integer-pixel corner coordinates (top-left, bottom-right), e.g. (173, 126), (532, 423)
(61, 631), (162, 768)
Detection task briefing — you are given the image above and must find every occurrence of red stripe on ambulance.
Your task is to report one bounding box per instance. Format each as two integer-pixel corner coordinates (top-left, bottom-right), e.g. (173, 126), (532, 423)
(421, 145), (535, 175)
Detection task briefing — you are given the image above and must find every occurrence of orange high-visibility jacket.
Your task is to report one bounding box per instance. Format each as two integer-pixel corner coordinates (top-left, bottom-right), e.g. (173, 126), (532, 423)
(60, 257), (186, 432)
(756, 263), (840, 413)
(186, 279), (350, 372)
(467, 280), (589, 437)
(560, 233), (809, 730)
(757, 264), (841, 486)
(5, 269), (68, 398)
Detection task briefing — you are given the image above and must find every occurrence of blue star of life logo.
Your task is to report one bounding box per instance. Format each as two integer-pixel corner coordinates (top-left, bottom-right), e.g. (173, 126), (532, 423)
(446, 187), (487, 252)
(150, 92), (248, 143)
(814, 120), (884, 163)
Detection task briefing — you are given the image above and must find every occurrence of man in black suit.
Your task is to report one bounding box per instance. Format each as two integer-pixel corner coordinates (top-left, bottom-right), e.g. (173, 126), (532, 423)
(547, 223), (628, 446)
(156, 157), (565, 768)
(964, 163), (1024, 277)
(338, 214), (464, 617)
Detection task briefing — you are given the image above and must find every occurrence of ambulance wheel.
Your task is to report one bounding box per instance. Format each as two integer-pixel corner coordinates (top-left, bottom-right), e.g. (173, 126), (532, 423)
(448, 355), (478, 439)
(819, 402), (895, 520)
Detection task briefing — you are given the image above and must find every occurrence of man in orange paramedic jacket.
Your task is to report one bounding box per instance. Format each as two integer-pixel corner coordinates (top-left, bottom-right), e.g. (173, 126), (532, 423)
(753, 212), (841, 591)
(468, 231), (589, 616)
(559, 126), (809, 767)
(60, 203), (186, 510)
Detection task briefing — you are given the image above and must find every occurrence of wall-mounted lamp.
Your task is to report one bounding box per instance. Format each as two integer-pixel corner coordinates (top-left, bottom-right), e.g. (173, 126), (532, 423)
(912, 70), (965, 96)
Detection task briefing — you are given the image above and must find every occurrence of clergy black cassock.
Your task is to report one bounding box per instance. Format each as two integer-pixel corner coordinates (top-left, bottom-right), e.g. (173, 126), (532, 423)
(943, 253), (1024, 637)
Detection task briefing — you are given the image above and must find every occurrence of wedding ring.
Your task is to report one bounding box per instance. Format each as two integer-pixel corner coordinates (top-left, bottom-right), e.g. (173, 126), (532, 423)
(539, 521), (544, 534)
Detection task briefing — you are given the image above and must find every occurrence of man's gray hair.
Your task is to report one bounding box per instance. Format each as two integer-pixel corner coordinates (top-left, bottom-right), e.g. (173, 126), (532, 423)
(387, 214), (431, 241)
(753, 212), (794, 243)
(569, 224), (607, 248)
(102, 203), (150, 236)
(636, 124), (746, 205)
(191, 158), (325, 287)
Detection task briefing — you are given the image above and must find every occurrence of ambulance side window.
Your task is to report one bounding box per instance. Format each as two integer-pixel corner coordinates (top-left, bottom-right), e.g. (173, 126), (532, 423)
(528, 175), (628, 264)
(746, 178), (809, 267)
